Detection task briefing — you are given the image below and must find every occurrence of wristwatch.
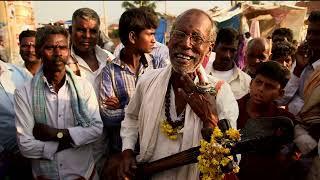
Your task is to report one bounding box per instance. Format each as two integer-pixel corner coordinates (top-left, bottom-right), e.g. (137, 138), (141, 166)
(57, 132), (64, 139)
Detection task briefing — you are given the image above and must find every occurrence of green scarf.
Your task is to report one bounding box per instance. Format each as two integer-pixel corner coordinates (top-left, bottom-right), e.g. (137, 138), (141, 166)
(32, 66), (92, 127)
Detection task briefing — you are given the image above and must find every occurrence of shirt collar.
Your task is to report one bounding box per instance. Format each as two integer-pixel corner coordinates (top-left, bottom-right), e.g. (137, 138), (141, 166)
(311, 59), (320, 69)
(70, 45), (110, 68)
(112, 48), (154, 70)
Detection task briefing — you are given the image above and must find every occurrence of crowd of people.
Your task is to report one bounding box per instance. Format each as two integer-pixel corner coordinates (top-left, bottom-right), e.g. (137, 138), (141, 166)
(1, 5), (320, 180)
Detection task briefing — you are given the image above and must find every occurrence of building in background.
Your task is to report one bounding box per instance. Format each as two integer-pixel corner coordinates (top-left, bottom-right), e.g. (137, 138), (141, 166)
(0, 1), (36, 64)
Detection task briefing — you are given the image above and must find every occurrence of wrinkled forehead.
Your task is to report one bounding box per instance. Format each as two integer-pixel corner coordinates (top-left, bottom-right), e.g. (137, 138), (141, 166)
(174, 11), (212, 33)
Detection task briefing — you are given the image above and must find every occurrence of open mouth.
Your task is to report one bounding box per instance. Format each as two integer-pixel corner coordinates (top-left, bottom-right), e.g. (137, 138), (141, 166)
(174, 53), (195, 61)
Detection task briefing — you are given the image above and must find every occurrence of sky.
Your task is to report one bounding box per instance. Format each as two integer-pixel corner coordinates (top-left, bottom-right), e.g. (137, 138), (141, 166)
(33, 1), (297, 26)
(33, 1), (232, 25)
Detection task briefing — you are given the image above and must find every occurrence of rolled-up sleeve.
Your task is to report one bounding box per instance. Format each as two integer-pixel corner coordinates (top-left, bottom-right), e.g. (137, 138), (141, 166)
(14, 88), (59, 160)
(68, 83), (103, 146)
(215, 82), (239, 129)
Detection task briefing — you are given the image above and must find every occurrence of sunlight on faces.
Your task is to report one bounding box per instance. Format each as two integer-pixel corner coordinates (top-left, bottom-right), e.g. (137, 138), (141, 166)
(250, 74), (283, 105)
(20, 37), (38, 63)
(41, 34), (69, 72)
(168, 10), (214, 74)
(72, 17), (99, 52)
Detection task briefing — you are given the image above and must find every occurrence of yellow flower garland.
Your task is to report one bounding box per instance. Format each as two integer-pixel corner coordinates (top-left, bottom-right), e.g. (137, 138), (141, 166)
(160, 119), (183, 140)
(198, 127), (241, 180)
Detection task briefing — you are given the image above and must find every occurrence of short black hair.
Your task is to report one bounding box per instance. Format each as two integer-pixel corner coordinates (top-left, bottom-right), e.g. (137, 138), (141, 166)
(35, 25), (69, 58)
(19, 30), (36, 43)
(308, 10), (320, 23)
(255, 61), (290, 88)
(72, 8), (100, 26)
(119, 7), (159, 45)
(271, 41), (296, 61)
(215, 27), (239, 45)
(271, 28), (293, 43)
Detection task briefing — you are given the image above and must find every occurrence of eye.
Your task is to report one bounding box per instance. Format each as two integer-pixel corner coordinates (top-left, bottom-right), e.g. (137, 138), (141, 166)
(192, 35), (204, 44)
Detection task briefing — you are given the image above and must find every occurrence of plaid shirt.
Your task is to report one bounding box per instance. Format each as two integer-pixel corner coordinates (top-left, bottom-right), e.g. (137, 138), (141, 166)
(99, 52), (168, 126)
(99, 51), (168, 153)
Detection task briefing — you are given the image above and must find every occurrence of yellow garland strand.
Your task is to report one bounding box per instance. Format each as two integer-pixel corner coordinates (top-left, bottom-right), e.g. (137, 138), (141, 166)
(198, 127), (241, 180)
(160, 119), (183, 140)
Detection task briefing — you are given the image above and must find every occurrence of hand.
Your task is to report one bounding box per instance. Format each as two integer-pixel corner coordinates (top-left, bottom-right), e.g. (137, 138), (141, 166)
(33, 123), (58, 141)
(104, 96), (121, 110)
(117, 149), (137, 180)
(178, 69), (219, 128)
(293, 134), (317, 155)
(293, 42), (310, 77)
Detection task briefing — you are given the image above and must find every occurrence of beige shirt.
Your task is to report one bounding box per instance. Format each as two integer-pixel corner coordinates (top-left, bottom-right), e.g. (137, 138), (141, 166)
(14, 74), (103, 180)
(205, 59), (251, 100)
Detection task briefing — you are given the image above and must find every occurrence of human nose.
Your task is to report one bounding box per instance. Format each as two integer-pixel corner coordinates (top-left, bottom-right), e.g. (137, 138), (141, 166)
(180, 35), (193, 48)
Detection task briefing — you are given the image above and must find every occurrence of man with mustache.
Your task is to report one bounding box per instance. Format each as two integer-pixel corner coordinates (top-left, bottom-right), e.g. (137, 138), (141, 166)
(117, 9), (238, 180)
(205, 27), (251, 100)
(70, 8), (115, 175)
(14, 25), (103, 179)
(243, 38), (271, 78)
(19, 30), (41, 76)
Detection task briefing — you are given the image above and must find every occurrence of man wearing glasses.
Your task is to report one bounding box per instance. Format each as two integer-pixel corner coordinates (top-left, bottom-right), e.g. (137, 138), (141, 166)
(117, 9), (238, 180)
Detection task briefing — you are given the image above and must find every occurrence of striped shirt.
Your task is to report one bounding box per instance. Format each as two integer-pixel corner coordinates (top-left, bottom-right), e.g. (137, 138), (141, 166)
(99, 51), (168, 153)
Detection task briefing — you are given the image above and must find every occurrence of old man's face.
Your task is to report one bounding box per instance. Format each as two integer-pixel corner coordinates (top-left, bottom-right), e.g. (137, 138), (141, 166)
(168, 11), (213, 74)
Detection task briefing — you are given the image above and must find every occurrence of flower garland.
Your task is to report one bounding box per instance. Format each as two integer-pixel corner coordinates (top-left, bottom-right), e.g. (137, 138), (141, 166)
(160, 77), (185, 140)
(198, 127), (241, 180)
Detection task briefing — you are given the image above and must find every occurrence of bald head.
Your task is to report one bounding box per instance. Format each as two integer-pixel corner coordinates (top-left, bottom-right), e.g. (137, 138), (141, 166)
(245, 38), (271, 77)
(172, 9), (217, 42)
(247, 38), (270, 55)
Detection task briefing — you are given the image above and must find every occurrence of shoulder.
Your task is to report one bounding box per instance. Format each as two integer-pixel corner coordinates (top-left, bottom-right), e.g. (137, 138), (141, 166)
(237, 68), (251, 81)
(95, 45), (115, 61)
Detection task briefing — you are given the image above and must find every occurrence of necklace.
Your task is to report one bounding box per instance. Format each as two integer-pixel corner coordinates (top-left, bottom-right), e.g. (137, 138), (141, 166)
(160, 77), (185, 140)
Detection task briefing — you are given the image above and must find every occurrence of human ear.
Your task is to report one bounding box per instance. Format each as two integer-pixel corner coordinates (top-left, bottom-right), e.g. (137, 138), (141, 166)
(129, 31), (136, 44)
(278, 89), (285, 98)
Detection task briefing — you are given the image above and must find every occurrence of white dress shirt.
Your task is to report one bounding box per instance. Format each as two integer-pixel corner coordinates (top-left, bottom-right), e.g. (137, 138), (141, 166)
(14, 74), (103, 180)
(71, 45), (115, 97)
(0, 60), (30, 153)
(205, 57), (251, 100)
(277, 59), (320, 115)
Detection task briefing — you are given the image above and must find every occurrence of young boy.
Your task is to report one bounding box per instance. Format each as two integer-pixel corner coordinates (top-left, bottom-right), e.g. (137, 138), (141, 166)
(237, 61), (295, 180)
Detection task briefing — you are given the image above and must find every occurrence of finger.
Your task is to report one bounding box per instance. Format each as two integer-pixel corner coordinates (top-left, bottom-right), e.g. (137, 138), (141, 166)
(105, 97), (119, 104)
(196, 68), (206, 86)
(180, 74), (197, 93)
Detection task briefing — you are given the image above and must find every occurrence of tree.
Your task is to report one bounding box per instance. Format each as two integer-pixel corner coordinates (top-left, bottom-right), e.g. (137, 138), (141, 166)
(122, 1), (157, 11)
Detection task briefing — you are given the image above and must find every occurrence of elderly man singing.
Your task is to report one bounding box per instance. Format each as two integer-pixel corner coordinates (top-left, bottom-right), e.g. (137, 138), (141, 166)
(117, 9), (239, 180)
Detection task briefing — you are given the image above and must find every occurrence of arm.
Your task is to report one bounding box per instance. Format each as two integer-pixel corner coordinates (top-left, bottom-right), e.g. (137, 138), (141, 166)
(67, 82), (103, 146)
(215, 82), (239, 129)
(276, 74), (301, 106)
(14, 88), (58, 160)
(120, 79), (143, 152)
(99, 67), (125, 125)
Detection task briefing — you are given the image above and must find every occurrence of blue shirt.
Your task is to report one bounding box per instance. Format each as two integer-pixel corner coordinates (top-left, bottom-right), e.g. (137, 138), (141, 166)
(0, 61), (30, 153)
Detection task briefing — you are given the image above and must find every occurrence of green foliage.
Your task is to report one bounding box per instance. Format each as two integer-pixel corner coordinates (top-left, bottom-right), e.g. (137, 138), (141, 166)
(121, 1), (157, 11)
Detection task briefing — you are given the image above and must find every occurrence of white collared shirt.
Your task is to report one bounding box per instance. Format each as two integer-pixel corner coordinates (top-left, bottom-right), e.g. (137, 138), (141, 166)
(0, 61), (30, 153)
(205, 57), (251, 100)
(71, 45), (115, 97)
(277, 59), (320, 115)
(14, 74), (103, 179)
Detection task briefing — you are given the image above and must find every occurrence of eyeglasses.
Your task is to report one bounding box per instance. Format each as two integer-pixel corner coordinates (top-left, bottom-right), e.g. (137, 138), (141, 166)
(170, 30), (211, 46)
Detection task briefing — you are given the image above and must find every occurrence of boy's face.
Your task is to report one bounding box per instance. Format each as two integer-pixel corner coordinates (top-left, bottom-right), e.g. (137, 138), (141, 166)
(250, 74), (284, 105)
(134, 28), (156, 54)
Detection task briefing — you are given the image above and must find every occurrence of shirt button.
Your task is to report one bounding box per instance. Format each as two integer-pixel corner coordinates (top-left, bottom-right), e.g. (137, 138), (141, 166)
(60, 164), (62, 167)
(58, 114), (62, 118)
